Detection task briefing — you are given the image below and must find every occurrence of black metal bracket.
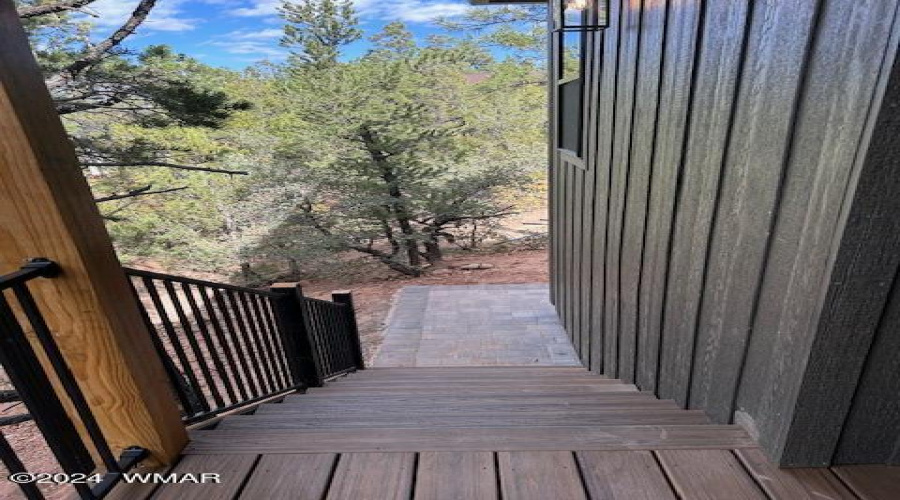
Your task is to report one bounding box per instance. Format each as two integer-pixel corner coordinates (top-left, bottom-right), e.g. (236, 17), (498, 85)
(90, 446), (150, 498)
(22, 258), (61, 278)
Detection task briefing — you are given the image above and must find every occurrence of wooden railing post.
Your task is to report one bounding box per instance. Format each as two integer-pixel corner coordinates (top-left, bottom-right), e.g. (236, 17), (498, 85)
(271, 284), (325, 387)
(0, 2), (185, 464)
(332, 290), (366, 370)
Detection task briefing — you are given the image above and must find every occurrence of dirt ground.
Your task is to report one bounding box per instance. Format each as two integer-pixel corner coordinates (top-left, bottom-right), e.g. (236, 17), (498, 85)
(301, 248), (549, 363)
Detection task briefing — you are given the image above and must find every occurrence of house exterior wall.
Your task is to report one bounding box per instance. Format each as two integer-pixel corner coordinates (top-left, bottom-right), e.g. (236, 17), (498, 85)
(549, 0), (900, 466)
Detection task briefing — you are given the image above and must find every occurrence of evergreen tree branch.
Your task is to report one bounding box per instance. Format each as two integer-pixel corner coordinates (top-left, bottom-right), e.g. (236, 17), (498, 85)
(46, 0), (158, 90)
(94, 184), (188, 203)
(82, 161), (249, 175)
(17, 0), (97, 19)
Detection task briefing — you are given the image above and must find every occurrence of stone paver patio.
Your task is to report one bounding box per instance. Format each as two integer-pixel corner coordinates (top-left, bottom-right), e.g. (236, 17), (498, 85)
(373, 284), (581, 367)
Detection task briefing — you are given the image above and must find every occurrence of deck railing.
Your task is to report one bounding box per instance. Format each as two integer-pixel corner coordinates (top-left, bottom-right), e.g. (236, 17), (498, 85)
(0, 260), (148, 500)
(125, 269), (364, 423)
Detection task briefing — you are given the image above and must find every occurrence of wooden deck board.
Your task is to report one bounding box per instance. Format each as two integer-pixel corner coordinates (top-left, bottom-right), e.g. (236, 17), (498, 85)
(160, 367), (898, 498)
(498, 451), (587, 500)
(656, 450), (766, 500)
(238, 454), (336, 499)
(414, 452), (498, 500)
(325, 453), (415, 500)
(152, 455), (258, 500)
(735, 449), (855, 499)
(185, 425), (755, 454)
(576, 451), (677, 499)
(216, 410), (710, 429)
(833, 465), (900, 500)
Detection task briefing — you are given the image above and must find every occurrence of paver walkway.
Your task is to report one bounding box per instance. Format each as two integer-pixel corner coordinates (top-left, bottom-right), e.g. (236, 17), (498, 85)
(373, 284), (580, 367)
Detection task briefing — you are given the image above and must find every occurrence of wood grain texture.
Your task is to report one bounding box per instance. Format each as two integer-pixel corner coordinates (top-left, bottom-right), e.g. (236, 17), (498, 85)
(635, 0), (701, 394)
(605, 0), (642, 381)
(777, 17), (900, 466)
(689, 0), (819, 422)
(735, 448), (855, 499)
(833, 465), (900, 500)
(577, 451), (676, 499)
(153, 455), (258, 500)
(326, 453), (415, 500)
(0, 1), (185, 463)
(414, 452), (497, 500)
(498, 451), (586, 500)
(737, 0), (900, 464)
(656, 449), (765, 500)
(239, 454), (336, 499)
(657, 1), (751, 407)
(185, 425), (755, 454)
(618, 0), (664, 385)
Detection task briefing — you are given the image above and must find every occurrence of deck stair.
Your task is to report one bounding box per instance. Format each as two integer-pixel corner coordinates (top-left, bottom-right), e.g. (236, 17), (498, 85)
(188, 366), (748, 454)
(130, 366), (895, 499)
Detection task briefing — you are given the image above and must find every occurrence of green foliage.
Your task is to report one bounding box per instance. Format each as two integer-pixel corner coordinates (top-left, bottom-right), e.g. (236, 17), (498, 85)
(280, 0), (361, 68)
(24, 0), (548, 280)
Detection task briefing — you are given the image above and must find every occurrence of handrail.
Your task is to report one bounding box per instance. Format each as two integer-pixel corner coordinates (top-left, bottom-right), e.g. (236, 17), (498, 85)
(125, 268), (305, 424)
(124, 269), (364, 425)
(0, 259), (148, 500)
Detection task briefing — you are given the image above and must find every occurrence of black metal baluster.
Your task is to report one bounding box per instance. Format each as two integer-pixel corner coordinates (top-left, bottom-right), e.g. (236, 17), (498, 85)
(307, 301), (331, 377)
(224, 290), (271, 395)
(328, 304), (346, 374)
(128, 278), (196, 418)
(213, 289), (261, 397)
(13, 285), (120, 472)
(198, 286), (250, 402)
(0, 293), (95, 477)
(181, 283), (238, 405)
(232, 291), (277, 393)
(162, 280), (224, 409)
(0, 430), (43, 500)
(248, 294), (289, 390)
(141, 277), (208, 415)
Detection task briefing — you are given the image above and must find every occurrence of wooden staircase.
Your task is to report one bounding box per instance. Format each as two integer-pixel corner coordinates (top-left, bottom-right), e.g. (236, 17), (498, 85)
(135, 367), (892, 499)
(187, 366), (752, 454)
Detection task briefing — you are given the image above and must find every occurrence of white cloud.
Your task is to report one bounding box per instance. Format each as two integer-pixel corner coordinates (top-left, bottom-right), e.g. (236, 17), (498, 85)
(231, 0), (472, 24)
(386, 1), (471, 22)
(210, 40), (288, 58)
(233, 0), (281, 16)
(230, 28), (285, 39)
(84, 0), (199, 32)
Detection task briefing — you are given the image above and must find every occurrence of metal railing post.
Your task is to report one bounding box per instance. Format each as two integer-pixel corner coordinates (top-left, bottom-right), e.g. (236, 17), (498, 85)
(332, 291), (366, 370)
(271, 284), (325, 387)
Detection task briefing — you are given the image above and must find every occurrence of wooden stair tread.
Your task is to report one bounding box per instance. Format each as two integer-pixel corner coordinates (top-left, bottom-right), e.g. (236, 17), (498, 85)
(260, 402), (681, 415)
(216, 411), (711, 429)
(186, 425), (755, 454)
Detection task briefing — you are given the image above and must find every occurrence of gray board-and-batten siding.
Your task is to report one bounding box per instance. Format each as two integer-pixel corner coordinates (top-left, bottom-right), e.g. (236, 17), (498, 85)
(549, 0), (900, 466)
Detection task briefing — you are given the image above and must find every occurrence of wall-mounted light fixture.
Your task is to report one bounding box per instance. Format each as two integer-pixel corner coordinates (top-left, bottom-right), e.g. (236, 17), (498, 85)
(554, 0), (610, 32)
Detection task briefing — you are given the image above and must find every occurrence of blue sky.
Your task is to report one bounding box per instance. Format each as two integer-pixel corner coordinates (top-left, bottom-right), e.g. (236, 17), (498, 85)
(84, 0), (487, 68)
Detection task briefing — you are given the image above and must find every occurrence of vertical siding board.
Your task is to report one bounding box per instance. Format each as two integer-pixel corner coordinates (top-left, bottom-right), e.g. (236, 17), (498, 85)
(572, 165), (585, 352)
(658, 1), (751, 406)
(619, 0), (666, 385)
(736, 0), (900, 461)
(605, 0), (642, 379)
(690, 0), (820, 422)
(777, 24), (900, 466)
(637, 0), (702, 392)
(588, 3), (623, 376)
(560, 162), (575, 340)
(579, 31), (601, 364)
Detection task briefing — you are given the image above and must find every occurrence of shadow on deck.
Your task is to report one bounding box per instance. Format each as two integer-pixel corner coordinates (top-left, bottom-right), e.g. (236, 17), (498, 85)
(112, 285), (900, 499)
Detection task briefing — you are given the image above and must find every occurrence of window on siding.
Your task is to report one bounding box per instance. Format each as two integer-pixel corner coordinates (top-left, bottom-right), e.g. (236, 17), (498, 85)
(556, 26), (585, 157)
